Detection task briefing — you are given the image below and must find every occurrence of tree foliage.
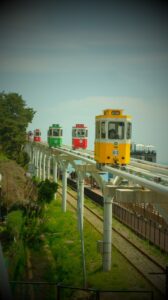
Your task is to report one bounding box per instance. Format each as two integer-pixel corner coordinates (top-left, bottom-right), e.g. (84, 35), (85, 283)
(37, 179), (58, 204)
(0, 92), (35, 162)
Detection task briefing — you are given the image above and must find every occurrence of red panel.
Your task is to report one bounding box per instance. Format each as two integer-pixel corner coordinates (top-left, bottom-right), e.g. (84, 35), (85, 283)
(72, 138), (88, 149)
(76, 124), (85, 128)
(73, 124), (88, 128)
(34, 136), (41, 142)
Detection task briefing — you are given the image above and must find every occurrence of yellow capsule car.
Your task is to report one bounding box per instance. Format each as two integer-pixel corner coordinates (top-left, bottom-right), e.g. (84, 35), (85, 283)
(94, 109), (132, 167)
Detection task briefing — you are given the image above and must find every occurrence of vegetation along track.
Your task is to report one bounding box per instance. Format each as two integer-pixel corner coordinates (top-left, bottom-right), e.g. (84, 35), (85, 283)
(58, 187), (166, 297)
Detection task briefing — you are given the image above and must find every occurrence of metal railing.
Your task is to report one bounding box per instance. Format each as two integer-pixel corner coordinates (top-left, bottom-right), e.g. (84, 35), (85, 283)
(113, 203), (168, 253)
(9, 281), (154, 300)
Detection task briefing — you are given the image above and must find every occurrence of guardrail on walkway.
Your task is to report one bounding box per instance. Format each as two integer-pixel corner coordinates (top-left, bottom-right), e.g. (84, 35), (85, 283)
(9, 281), (154, 300)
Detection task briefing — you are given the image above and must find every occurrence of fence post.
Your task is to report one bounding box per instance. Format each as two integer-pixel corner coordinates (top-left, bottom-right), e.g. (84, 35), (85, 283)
(151, 290), (154, 300)
(95, 290), (100, 300)
(164, 228), (166, 252)
(154, 222), (156, 244)
(144, 219), (147, 239)
(166, 266), (168, 300)
(57, 284), (61, 300)
(0, 243), (12, 300)
(149, 219), (151, 243)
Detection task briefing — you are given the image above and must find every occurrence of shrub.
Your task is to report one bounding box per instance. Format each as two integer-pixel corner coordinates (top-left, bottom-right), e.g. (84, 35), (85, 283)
(37, 179), (58, 204)
(7, 210), (24, 241)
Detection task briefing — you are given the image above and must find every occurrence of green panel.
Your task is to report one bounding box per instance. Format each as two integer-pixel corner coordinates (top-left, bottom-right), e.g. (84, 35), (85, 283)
(48, 137), (62, 147)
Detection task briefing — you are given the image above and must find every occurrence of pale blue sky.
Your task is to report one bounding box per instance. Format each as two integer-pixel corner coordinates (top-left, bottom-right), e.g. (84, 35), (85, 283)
(1, 0), (168, 163)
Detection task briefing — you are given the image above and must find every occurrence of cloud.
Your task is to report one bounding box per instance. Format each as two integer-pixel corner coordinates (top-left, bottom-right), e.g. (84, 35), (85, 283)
(1, 47), (167, 76)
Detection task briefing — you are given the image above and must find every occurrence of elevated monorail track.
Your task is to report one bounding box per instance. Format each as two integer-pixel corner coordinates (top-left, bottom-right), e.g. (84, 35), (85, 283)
(125, 159), (168, 186)
(26, 141), (168, 231)
(35, 142), (168, 187)
(60, 145), (168, 180)
(28, 141), (168, 222)
(54, 145), (168, 194)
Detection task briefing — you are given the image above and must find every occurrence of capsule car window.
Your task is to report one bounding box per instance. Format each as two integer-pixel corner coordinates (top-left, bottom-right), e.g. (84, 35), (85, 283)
(127, 122), (132, 139)
(53, 129), (59, 136)
(108, 122), (124, 139)
(101, 121), (106, 138)
(96, 121), (100, 139)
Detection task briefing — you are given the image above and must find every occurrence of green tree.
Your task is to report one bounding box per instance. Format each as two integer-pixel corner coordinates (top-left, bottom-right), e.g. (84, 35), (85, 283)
(0, 92), (35, 161)
(37, 179), (58, 204)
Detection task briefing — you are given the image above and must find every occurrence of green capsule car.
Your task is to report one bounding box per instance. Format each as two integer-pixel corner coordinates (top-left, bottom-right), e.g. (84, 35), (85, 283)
(47, 124), (63, 147)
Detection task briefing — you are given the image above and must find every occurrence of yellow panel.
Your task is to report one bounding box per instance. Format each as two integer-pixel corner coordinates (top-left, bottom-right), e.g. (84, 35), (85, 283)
(96, 109), (131, 120)
(94, 142), (131, 165)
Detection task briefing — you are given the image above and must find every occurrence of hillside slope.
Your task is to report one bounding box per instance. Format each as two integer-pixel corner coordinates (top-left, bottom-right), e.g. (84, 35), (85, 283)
(0, 159), (37, 208)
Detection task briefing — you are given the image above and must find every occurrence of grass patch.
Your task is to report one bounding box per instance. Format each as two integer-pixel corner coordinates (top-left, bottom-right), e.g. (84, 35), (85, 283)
(1, 192), (162, 299)
(85, 196), (103, 217)
(38, 196), (156, 293)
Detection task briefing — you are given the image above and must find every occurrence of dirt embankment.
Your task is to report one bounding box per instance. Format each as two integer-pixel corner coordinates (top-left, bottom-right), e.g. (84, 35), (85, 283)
(0, 160), (37, 208)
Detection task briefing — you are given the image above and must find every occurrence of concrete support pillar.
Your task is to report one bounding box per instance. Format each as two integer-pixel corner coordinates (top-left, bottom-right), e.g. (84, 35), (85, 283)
(42, 154), (46, 181)
(77, 176), (84, 230)
(62, 167), (67, 212)
(53, 159), (58, 183)
(103, 194), (113, 272)
(31, 147), (34, 163)
(35, 150), (40, 177)
(35, 150), (38, 168)
(32, 149), (36, 166)
(76, 170), (86, 287)
(113, 175), (122, 186)
(53, 159), (58, 199)
(38, 152), (43, 180)
(34, 149), (37, 172)
(47, 156), (51, 180)
(30, 146), (33, 162)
